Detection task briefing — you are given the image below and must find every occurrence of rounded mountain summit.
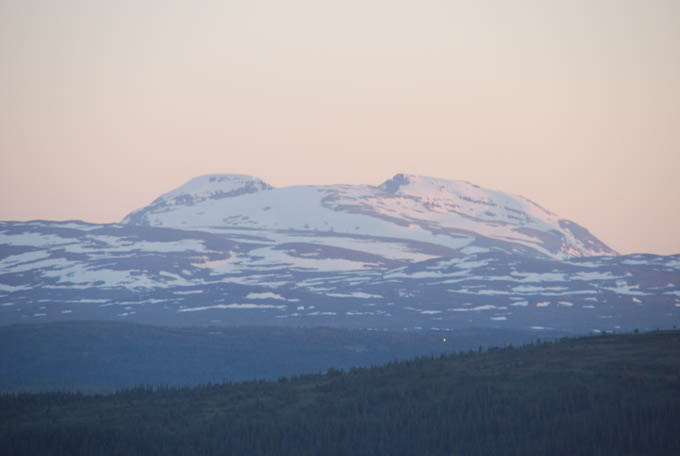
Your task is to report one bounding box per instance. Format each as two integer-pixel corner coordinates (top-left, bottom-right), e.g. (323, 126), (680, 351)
(122, 173), (616, 260)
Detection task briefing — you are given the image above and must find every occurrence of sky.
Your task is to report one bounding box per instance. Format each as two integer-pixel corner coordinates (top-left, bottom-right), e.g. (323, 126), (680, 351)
(1, 0), (679, 255)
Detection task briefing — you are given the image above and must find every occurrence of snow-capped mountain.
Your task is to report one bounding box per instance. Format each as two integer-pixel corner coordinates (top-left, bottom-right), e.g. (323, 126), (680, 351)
(123, 174), (273, 225)
(1, 174), (677, 333)
(122, 174), (615, 260)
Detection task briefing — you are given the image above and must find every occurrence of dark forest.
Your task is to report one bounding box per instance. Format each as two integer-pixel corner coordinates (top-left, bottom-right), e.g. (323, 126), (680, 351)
(2, 330), (679, 455)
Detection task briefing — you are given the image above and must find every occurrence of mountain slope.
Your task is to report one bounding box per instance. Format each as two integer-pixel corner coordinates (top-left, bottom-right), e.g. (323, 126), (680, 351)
(1, 220), (677, 332)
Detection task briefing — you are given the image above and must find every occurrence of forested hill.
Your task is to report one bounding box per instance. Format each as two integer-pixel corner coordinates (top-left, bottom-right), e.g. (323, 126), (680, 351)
(2, 331), (680, 455)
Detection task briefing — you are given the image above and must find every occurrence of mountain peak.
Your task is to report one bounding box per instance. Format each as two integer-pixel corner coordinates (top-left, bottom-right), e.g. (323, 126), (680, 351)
(155, 174), (273, 204)
(379, 173), (476, 194)
(379, 174), (515, 208)
(122, 174), (273, 224)
(378, 173), (412, 193)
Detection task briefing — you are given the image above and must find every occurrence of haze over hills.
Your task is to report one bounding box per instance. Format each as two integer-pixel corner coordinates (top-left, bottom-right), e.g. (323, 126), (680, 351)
(0, 174), (678, 333)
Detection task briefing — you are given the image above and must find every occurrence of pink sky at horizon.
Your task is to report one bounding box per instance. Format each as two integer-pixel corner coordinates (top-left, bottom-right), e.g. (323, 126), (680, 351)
(1, 1), (679, 255)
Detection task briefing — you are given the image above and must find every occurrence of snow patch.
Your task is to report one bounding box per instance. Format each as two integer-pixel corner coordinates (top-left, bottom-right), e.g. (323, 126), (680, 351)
(449, 304), (498, 312)
(178, 303), (287, 312)
(327, 292), (383, 299)
(246, 292), (288, 301)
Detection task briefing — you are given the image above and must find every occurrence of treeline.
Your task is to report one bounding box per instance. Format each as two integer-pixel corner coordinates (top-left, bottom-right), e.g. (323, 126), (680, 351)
(2, 331), (680, 455)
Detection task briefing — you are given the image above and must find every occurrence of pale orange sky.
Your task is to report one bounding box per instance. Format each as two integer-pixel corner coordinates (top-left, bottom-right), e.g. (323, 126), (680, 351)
(1, 0), (679, 255)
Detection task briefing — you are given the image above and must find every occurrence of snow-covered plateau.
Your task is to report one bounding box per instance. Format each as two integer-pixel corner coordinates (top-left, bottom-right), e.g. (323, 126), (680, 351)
(1, 174), (678, 332)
